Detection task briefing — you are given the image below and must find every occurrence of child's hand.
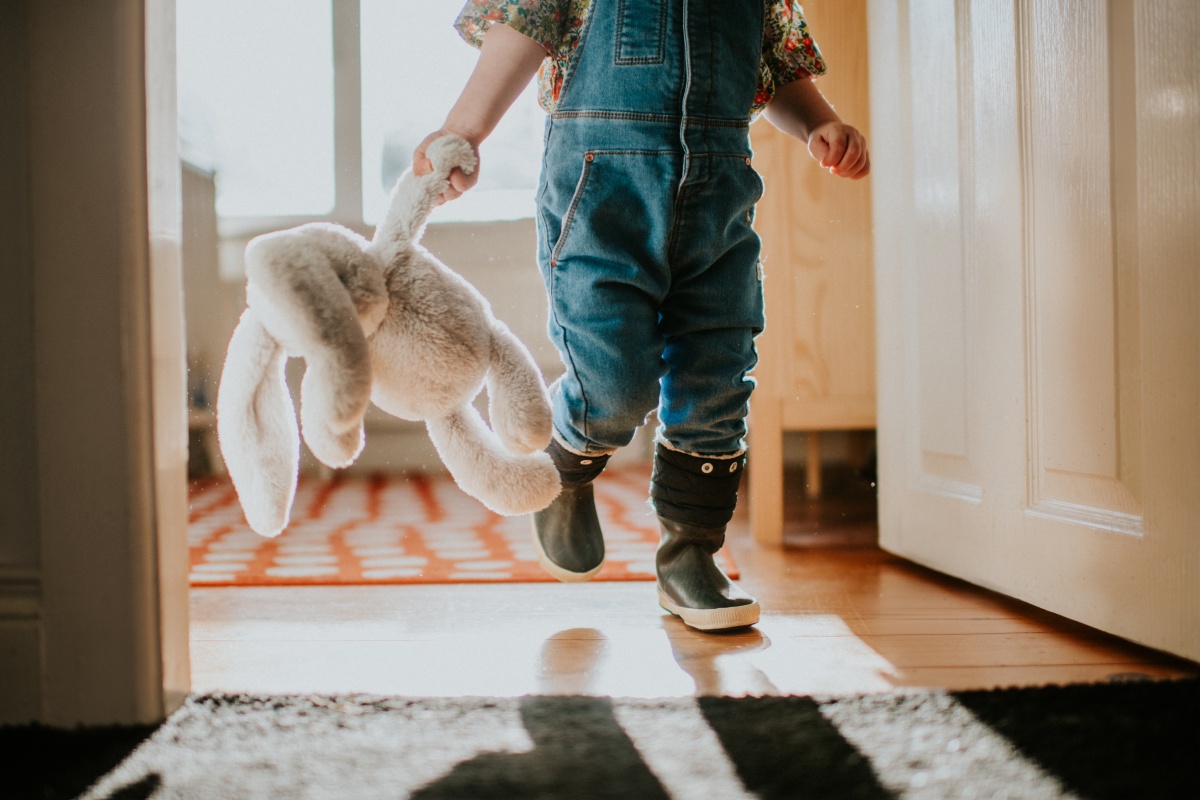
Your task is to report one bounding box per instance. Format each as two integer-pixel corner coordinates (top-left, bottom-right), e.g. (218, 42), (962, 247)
(807, 121), (870, 180)
(413, 129), (482, 204)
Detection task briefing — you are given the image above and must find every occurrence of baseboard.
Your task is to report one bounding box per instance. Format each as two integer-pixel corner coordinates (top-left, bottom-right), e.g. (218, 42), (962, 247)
(0, 566), (42, 723)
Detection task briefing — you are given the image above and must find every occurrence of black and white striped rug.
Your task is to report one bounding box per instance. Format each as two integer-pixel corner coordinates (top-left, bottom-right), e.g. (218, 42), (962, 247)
(19, 679), (1200, 799)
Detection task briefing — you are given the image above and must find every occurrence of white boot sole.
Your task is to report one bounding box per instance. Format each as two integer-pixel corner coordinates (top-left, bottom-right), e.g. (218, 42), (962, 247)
(657, 587), (761, 631)
(531, 524), (604, 583)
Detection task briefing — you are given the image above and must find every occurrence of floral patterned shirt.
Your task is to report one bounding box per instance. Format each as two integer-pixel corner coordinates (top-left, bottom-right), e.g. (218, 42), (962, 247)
(454, 0), (826, 117)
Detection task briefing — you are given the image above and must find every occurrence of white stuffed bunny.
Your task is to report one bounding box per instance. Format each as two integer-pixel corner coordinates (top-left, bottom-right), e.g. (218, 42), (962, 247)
(217, 134), (560, 537)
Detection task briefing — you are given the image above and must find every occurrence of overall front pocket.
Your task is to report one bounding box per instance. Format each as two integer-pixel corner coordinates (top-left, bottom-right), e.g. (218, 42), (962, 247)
(547, 150), (678, 271)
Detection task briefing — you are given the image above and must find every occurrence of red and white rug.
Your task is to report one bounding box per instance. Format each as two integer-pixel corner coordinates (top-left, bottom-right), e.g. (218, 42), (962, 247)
(188, 469), (738, 586)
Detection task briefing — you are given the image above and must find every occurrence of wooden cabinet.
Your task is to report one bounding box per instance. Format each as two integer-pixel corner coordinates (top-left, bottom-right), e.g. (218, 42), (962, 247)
(748, 0), (875, 545)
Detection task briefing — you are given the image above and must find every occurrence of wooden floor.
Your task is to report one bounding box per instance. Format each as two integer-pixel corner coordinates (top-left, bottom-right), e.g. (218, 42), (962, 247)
(190, 468), (1198, 697)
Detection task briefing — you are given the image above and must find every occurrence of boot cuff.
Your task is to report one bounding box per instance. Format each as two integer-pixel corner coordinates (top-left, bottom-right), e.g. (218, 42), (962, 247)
(547, 438), (611, 485)
(651, 443), (745, 528)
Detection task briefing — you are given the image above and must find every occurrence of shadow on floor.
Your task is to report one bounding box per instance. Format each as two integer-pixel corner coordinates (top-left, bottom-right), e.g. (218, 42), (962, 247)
(1, 722), (158, 800)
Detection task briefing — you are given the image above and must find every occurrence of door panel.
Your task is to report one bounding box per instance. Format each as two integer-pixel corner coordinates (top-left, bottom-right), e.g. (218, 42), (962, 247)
(908, 0), (979, 495)
(871, 0), (1199, 660)
(1025, 0), (1142, 527)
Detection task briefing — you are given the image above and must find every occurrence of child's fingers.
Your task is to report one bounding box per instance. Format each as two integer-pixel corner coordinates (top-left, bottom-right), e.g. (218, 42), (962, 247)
(826, 131), (871, 179)
(830, 154), (863, 178)
(411, 129), (485, 202)
(412, 138), (434, 175)
(449, 166), (479, 194)
(820, 132), (848, 169)
(830, 139), (864, 177)
(831, 152), (869, 179)
(807, 135), (830, 166)
(851, 151), (870, 179)
(838, 136), (864, 168)
(411, 129), (450, 176)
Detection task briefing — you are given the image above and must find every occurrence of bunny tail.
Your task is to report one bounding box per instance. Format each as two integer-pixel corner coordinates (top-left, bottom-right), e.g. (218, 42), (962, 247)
(216, 309), (299, 537)
(426, 405), (561, 516)
(372, 134), (478, 256)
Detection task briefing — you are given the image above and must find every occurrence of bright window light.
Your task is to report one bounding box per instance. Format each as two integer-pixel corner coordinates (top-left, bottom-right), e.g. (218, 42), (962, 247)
(177, 0), (335, 217)
(359, 1), (544, 223)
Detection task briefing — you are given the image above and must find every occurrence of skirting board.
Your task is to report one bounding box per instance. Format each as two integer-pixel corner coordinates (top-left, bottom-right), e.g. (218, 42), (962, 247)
(0, 567), (42, 723)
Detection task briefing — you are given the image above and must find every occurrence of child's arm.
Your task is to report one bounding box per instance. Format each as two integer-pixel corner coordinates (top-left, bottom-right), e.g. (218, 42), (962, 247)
(763, 78), (870, 180)
(413, 24), (547, 204)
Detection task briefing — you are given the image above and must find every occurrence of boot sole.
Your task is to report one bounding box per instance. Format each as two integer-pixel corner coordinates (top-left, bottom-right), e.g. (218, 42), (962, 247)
(657, 588), (761, 631)
(531, 524), (604, 583)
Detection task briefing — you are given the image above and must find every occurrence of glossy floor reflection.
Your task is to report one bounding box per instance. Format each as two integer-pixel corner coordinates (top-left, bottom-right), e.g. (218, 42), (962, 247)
(190, 511), (1197, 696)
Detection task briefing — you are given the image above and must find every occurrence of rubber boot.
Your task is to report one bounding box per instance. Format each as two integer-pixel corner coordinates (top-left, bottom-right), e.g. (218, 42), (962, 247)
(531, 440), (611, 582)
(656, 518), (759, 631)
(651, 444), (759, 631)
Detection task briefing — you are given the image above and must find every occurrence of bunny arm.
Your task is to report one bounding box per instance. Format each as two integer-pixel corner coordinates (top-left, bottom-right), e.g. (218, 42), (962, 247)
(426, 403), (561, 517)
(216, 308), (299, 537)
(486, 319), (554, 455)
(243, 223), (388, 468)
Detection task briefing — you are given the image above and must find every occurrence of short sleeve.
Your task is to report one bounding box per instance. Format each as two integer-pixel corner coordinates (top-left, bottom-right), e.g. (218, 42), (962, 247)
(761, 1), (828, 88)
(454, 0), (570, 54)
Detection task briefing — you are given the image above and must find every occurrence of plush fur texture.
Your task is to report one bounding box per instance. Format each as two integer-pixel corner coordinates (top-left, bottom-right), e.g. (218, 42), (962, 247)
(218, 135), (559, 537)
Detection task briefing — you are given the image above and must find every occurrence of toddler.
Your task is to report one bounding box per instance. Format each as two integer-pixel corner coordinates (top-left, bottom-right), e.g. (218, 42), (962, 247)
(414, 0), (869, 632)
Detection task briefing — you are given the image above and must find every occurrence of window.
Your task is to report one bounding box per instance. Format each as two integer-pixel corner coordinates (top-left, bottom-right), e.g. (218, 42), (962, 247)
(177, 0), (543, 226)
(359, 1), (544, 224)
(176, 0), (336, 218)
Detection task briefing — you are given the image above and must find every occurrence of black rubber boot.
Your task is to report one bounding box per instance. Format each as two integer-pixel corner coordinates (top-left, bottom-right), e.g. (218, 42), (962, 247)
(651, 445), (760, 631)
(531, 440), (611, 582)
(656, 518), (759, 630)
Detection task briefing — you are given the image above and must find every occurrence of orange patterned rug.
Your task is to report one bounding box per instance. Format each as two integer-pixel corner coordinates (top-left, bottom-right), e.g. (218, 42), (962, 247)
(188, 469), (738, 586)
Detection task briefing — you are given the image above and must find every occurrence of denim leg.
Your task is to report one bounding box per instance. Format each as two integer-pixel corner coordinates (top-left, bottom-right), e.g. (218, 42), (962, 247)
(537, 149), (680, 454)
(657, 322), (760, 455)
(657, 156), (765, 455)
(545, 257), (667, 453)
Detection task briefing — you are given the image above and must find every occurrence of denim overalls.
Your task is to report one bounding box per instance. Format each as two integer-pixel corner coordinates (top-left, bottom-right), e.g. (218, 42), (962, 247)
(536, 0), (767, 459)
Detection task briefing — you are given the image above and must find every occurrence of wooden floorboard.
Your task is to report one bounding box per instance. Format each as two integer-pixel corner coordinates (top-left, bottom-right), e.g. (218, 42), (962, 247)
(189, 469), (1198, 697)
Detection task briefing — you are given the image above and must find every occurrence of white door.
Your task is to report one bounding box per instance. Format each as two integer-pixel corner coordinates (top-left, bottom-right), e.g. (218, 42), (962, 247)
(869, 0), (1199, 661)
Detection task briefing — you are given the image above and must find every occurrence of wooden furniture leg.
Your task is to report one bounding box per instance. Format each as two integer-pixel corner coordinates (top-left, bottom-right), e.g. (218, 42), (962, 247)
(749, 397), (785, 546)
(805, 430), (823, 499)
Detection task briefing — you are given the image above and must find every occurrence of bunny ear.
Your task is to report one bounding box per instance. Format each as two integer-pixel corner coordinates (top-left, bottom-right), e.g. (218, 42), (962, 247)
(216, 308), (299, 538)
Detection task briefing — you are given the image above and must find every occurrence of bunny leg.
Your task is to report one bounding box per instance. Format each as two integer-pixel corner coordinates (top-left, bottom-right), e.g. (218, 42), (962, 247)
(244, 225), (385, 468)
(485, 320), (554, 455)
(426, 404), (560, 516)
(216, 308), (299, 537)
